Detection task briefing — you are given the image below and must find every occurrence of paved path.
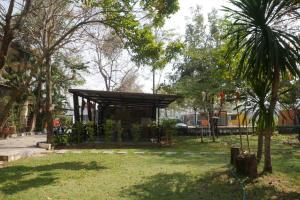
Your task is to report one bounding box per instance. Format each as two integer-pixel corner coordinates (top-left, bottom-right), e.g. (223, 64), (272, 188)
(54, 149), (227, 156)
(0, 134), (48, 162)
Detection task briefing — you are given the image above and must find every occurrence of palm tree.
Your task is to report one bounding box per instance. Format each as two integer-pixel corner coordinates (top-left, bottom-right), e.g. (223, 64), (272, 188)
(225, 0), (300, 172)
(239, 79), (271, 163)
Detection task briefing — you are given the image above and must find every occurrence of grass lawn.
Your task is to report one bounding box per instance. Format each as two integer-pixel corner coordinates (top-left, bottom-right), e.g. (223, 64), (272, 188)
(0, 134), (299, 200)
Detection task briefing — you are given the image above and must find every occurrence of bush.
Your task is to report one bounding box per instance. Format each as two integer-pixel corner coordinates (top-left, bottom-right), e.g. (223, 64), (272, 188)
(60, 116), (73, 127)
(277, 125), (300, 134)
(161, 119), (177, 142)
(86, 121), (96, 142)
(104, 119), (114, 143)
(131, 123), (141, 142)
(115, 121), (123, 143)
(53, 133), (70, 147)
(72, 122), (86, 144)
(161, 119), (177, 129)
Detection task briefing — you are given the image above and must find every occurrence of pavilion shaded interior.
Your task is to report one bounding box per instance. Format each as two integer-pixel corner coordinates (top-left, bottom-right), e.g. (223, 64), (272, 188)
(0, 84), (13, 97)
(69, 89), (180, 141)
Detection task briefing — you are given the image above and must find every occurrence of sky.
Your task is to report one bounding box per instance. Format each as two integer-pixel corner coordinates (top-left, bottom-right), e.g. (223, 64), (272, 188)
(78, 0), (229, 93)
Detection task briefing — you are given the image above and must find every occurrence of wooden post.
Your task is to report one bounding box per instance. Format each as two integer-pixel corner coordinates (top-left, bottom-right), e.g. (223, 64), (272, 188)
(151, 105), (156, 121)
(93, 103), (97, 125)
(81, 98), (86, 122)
(73, 94), (80, 123)
(87, 99), (92, 121)
(97, 104), (102, 136)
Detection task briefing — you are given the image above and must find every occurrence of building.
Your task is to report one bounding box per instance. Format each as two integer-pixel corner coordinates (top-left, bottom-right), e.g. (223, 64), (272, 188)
(69, 89), (180, 141)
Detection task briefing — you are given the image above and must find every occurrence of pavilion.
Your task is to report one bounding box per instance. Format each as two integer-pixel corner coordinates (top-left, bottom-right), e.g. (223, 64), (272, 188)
(69, 89), (180, 141)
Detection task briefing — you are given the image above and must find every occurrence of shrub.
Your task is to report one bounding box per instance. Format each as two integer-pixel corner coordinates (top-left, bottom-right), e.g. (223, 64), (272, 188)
(161, 119), (177, 129)
(161, 119), (177, 142)
(115, 121), (123, 143)
(104, 119), (114, 143)
(86, 121), (96, 142)
(53, 133), (70, 147)
(131, 123), (141, 142)
(60, 116), (73, 127)
(72, 122), (86, 144)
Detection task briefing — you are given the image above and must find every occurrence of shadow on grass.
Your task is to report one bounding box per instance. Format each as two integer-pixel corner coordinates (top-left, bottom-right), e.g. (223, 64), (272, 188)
(122, 170), (299, 200)
(246, 183), (300, 200)
(0, 161), (106, 194)
(122, 171), (242, 200)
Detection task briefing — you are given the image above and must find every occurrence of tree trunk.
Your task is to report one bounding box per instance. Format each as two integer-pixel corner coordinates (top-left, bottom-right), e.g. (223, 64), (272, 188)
(264, 65), (280, 173)
(30, 112), (37, 132)
(0, 0), (15, 71)
(0, 90), (21, 132)
(257, 131), (264, 163)
(45, 56), (53, 143)
(30, 79), (42, 132)
(235, 99), (243, 151)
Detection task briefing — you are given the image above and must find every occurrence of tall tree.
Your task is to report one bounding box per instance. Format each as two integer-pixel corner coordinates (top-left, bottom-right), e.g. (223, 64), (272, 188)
(225, 0), (300, 172)
(23, 0), (180, 143)
(171, 7), (233, 141)
(0, 0), (32, 72)
(86, 27), (134, 91)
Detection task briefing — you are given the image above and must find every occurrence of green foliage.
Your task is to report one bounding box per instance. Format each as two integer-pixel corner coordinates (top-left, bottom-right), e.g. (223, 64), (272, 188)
(59, 116), (73, 127)
(131, 123), (141, 142)
(161, 119), (177, 129)
(224, 0), (300, 80)
(115, 121), (123, 143)
(170, 7), (234, 111)
(161, 119), (176, 139)
(52, 54), (88, 113)
(85, 0), (180, 68)
(72, 122), (86, 144)
(86, 121), (96, 142)
(103, 119), (115, 143)
(53, 134), (71, 147)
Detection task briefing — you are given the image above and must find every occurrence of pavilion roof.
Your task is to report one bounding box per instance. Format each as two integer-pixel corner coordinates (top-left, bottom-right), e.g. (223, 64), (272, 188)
(69, 89), (180, 108)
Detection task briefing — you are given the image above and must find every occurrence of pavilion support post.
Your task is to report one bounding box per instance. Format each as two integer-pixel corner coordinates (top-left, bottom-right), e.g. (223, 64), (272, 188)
(93, 103), (97, 125)
(157, 106), (161, 142)
(81, 98), (86, 122)
(97, 104), (102, 136)
(87, 99), (92, 121)
(73, 94), (80, 123)
(151, 105), (156, 122)
(157, 107), (160, 126)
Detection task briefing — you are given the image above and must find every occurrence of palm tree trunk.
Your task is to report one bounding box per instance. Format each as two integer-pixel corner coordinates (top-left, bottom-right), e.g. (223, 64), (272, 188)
(264, 65), (280, 173)
(257, 131), (264, 163)
(235, 99), (243, 151)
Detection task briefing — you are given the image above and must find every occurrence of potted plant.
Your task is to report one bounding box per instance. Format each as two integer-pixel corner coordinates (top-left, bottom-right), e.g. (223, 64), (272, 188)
(1, 126), (10, 139)
(86, 121), (96, 142)
(115, 121), (123, 143)
(103, 119), (114, 143)
(161, 119), (177, 145)
(131, 123), (141, 143)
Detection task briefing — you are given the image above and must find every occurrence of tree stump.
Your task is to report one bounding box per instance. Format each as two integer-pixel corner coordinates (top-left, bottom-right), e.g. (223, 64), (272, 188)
(247, 154), (258, 178)
(236, 153), (258, 178)
(231, 147), (240, 166)
(236, 154), (247, 175)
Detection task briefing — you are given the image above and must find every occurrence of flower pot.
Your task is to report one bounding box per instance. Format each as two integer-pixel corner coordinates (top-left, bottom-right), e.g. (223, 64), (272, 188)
(2, 127), (10, 139)
(9, 126), (16, 135)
